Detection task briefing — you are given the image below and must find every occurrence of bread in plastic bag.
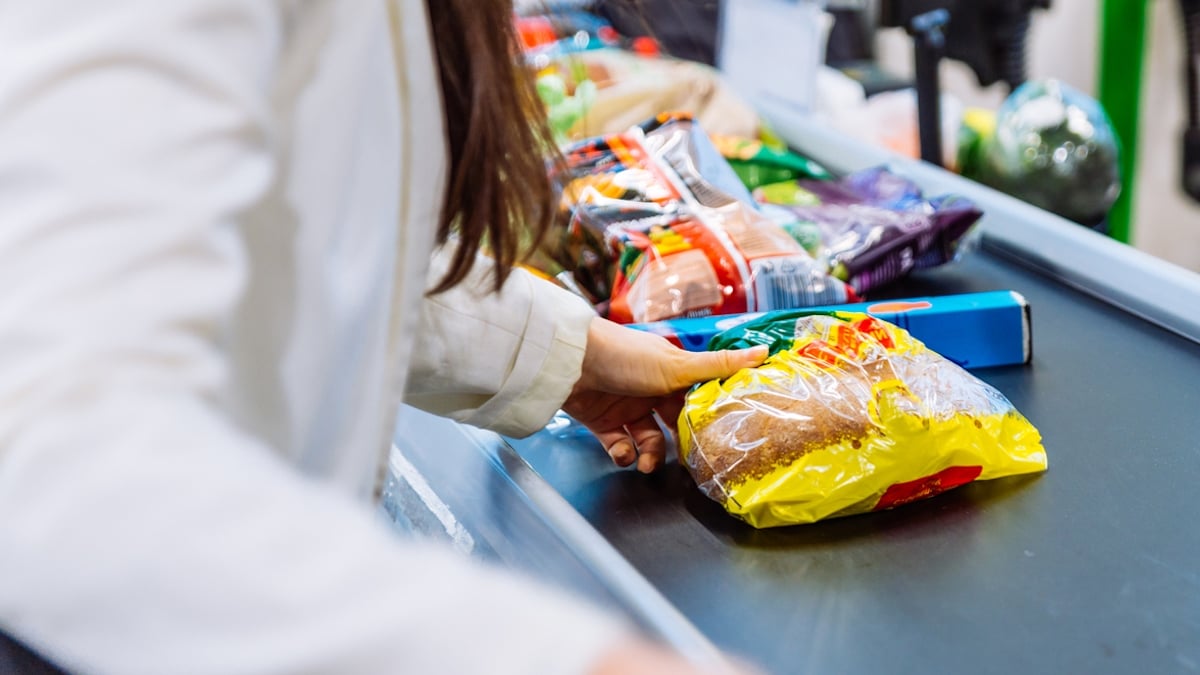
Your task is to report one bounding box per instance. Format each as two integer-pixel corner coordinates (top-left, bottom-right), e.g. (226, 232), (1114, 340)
(678, 311), (1047, 528)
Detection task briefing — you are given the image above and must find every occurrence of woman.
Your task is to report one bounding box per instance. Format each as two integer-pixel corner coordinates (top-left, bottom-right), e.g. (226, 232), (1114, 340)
(0, 0), (764, 672)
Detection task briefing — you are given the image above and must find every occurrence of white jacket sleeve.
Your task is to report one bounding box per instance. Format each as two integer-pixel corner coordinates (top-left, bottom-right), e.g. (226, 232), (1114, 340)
(0, 3), (628, 674)
(405, 248), (597, 437)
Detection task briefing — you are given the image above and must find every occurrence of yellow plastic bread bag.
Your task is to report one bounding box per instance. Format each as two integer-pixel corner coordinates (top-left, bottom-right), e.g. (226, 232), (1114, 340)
(678, 311), (1047, 528)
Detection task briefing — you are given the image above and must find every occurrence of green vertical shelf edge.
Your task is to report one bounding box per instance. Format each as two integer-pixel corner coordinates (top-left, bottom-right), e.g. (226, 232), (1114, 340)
(1097, 0), (1149, 243)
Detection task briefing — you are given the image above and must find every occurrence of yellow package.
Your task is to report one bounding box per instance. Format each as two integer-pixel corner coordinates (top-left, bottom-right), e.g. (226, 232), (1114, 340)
(678, 312), (1047, 528)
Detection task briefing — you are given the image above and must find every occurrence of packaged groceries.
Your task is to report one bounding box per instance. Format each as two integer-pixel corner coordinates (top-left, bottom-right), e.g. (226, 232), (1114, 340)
(544, 113), (857, 323)
(632, 290), (1032, 369)
(757, 168), (982, 294)
(678, 312), (1047, 528)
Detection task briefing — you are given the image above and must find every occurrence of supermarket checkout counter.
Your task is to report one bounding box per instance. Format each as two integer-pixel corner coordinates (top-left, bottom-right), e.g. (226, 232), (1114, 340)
(4, 109), (1198, 674)
(384, 103), (1200, 674)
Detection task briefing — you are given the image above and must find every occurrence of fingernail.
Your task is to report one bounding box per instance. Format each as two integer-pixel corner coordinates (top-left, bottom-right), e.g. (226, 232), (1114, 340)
(610, 445), (635, 467)
(745, 345), (769, 360)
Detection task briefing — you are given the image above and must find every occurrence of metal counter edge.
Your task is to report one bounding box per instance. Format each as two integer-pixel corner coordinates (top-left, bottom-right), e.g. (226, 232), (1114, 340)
(458, 423), (735, 673)
(387, 407), (732, 672)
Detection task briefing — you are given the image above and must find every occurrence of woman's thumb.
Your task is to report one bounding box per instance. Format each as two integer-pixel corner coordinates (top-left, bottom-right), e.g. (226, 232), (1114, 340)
(679, 345), (768, 386)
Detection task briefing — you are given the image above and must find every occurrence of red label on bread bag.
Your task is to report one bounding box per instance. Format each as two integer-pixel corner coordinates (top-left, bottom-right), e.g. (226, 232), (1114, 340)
(874, 465), (983, 511)
(851, 316), (897, 349)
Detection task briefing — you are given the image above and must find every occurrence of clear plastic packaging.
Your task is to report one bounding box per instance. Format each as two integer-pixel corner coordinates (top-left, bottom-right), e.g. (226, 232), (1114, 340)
(542, 113), (856, 323)
(678, 311), (1046, 528)
(756, 168), (983, 295)
(977, 79), (1121, 227)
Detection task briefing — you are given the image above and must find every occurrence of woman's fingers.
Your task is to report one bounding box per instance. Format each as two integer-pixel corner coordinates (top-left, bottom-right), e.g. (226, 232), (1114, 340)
(595, 428), (637, 467)
(593, 413), (667, 473)
(579, 318), (768, 398)
(665, 345), (768, 391)
(625, 415), (666, 474)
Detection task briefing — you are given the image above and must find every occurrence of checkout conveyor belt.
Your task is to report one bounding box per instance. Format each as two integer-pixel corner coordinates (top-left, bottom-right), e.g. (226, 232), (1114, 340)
(393, 105), (1200, 674)
(509, 248), (1200, 674)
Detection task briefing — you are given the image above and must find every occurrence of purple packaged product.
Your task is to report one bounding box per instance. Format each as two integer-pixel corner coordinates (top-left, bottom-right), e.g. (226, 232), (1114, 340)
(760, 168), (982, 294)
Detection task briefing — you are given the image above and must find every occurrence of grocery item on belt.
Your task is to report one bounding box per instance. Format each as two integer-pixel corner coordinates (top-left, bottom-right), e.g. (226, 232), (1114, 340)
(974, 79), (1121, 229)
(632, 290), (1032, 369)
(710, 134), (833, 189)
(545, 113), (856, 323)
(678, 311), (1046, 528)
(757, 168), (982, 295)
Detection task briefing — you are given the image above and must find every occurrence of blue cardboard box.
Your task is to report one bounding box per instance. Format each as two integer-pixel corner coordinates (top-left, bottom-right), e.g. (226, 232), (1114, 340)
(631, 290), (1032, 369)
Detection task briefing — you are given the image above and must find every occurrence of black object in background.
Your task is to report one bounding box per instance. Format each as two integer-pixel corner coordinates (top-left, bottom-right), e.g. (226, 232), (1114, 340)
(826, 7), (914, 96)
(879, 0), (1050, 88)
(908, 9), (949, 167)
(1181, 0), (1200, 203)
(825, 7), (874, 64)
(593, 0), (720, 65)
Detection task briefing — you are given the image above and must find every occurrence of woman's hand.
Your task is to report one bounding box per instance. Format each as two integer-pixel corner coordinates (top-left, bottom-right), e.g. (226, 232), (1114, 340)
(587, 640), (762, 675)
(563, 318), (767, 473)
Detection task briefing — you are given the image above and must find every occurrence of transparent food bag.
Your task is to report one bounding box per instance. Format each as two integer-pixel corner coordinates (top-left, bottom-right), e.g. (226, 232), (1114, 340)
(678, 312), (1046, 528)
(757, 168), (983, 295)
(538, 113), (856, 322)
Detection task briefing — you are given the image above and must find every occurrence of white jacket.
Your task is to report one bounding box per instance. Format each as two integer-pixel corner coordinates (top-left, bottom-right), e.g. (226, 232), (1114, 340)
(0, 1), (628, 673)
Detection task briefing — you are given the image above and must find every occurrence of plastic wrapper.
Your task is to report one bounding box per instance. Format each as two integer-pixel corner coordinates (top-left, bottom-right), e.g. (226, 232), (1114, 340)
(710, 134), (833, 189)
(678, 311), (1047, 528)
(756, 168), (982, 295)
(541, 113), (857, 323)
(975, 79), (1121, 228)
(712, 134), (832, 188)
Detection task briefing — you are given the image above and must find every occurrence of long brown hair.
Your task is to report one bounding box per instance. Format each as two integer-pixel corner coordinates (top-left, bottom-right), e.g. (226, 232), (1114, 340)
(424, 0), (560, 293)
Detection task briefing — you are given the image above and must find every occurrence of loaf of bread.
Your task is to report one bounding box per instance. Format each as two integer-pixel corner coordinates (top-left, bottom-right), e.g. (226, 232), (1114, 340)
(678, 313), (1046, 527)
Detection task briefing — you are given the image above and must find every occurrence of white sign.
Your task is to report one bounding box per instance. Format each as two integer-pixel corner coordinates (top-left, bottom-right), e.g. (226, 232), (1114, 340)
(719, 0), (833, 112)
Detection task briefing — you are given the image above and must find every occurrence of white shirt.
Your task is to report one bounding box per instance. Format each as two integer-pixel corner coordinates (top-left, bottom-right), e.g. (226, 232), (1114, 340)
(0, 1), (624, 673)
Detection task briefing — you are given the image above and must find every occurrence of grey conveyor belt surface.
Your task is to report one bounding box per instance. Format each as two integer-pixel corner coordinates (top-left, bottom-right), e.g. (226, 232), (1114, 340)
(508, 247), (1200, 675)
